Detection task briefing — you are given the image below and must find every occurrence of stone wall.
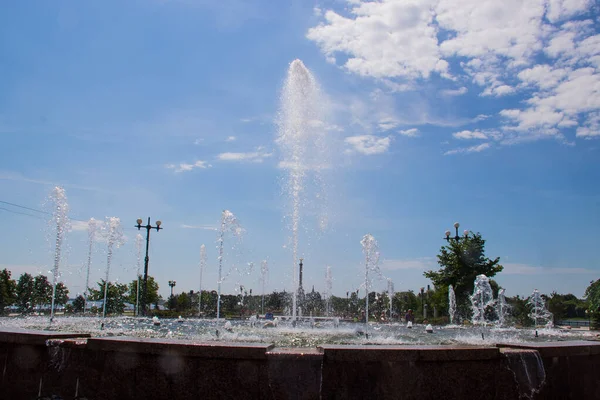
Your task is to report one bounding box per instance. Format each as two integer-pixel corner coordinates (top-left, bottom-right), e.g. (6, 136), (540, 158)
(0, 328), (598, 399)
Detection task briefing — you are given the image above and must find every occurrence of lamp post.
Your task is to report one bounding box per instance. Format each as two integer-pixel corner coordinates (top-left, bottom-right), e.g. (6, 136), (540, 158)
(136, 217), (162, 316)
(586, 309), (590, 330)
(444, 221), (469, 243)
(169, 280), (176, 297)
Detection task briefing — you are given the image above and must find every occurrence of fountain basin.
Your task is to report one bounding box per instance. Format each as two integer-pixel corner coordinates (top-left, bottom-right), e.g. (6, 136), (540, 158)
(1, 327), (599, 399)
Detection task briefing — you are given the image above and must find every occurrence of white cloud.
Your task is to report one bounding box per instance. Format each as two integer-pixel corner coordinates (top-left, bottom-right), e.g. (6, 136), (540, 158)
(453, 130), (487, 140)
(166, 160), (211, 173)
(308, 0), (600, 144)
(180, 224), (218, 231)
(194, 138), (204, 145)
(71, 220), (94, 232)
(444, 142), (491, 155)
(503, 263), (596, 275)
(344, 135), (392, 155)
(441, 87), (468, 96)
(225, 136), (236, 142)
(398, 128), (419, 137)
(307, 1), (445, 80)
(217, 147), (272, 163)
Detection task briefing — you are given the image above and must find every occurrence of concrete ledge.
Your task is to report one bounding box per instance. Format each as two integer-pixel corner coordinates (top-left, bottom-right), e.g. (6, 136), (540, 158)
(496, 340), (600, 357)
(86, 336), (274, 359)
(319, 344), (500, 362)
(0, 328), (90, 345)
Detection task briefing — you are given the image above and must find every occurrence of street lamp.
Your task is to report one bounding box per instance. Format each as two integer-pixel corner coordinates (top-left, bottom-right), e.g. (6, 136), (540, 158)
(136, 217), (163, 316)
(586, 309), (590, 329)
(444, 221), (469, 243)
(169, 280), (176, 297)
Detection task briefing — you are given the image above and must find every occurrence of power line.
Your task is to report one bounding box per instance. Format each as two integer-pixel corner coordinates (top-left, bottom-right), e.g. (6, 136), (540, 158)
(0, 200), (49, 215)
(0, 207), (46, 220)
(0, 199), (87, 222)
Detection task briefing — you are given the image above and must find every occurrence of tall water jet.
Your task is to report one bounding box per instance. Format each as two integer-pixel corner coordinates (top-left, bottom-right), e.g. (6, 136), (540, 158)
(277, 59), (329, 321)
(198, 244), (206, 317)
(101, 217), (124, 318)
(528, 289), (553, 329)
(261, 260), (268, 314)
(448, 285), (457, 325)
(361, 234), (380, 330)
(470, 275), (495, 326)
(496, 288), (510, 327)
(387, 278), (394, 320)
(47, 187), (70, 321)
(135, 233), (143, 316)
(216, 210), (243, 322)
(83, 218), (98, 313)
(325, 266), (333, 316)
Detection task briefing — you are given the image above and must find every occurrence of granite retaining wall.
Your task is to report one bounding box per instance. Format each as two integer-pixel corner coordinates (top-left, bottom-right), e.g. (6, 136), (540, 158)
(0, 328), (598, 399)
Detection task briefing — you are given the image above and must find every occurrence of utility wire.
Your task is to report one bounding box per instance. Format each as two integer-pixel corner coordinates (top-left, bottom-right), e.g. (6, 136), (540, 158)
(0, 207), (46, 220)
(0, 199), (87, 222)
(0, 200), (49, 215)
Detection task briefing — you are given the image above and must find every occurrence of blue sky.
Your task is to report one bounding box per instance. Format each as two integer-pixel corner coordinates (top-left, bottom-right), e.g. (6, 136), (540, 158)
(0, 0), (599, 300)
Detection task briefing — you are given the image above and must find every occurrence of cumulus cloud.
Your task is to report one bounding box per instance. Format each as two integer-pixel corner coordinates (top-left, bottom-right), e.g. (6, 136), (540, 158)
(225, 136), (236, 142)
(441, 87), (468, 96)
(217, 147), (272, 163)
(345, 135), (392, 155)
(453, 130), (487, 140)
(444, 142), (491, 155)
(308, 0), (600, 144)
(166, 160), (211, 173)
(180, 224), (218, 231)
(399, 128), (419, 137)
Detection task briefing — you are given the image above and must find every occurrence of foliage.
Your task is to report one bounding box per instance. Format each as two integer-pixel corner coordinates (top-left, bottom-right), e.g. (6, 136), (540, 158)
(585, 279), (600, 328)
(72, 295), (85, 313)
(15, 273), (34, 312)
(547, 292), (588, 323)
(88, 280), (128, 315)
(53, 282), (69, 306)
(424, 232), (503, 315)
(0, 269), (16, 315)
(127, 276), (159, 314)
(33, 275), (52, 310)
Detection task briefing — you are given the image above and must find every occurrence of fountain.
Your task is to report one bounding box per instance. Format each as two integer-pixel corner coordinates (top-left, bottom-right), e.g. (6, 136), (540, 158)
(325, 266), (332, 316)
(277, 59), (328, 322)
(360, 234), (381, 332)
(260, 259), (268, 314)
(448, 284), (457, 325)
(387, 278), (394, 320)
(83, 218), (98, 313)
(134, 233), (143, 316)
(1, 59), (599, 400)
(216, 210), (243, 321)
(470, 274), (495, 326)
(101, 217), (124, 319)
(528, 289), (553, 330)
(198, 244), (206, 316)
(47, 186), (70, 322)
(496, 288), (510, 327)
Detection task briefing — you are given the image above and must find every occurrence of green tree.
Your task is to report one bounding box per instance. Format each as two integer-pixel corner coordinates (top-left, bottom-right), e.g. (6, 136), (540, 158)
(127, 276), (159, 314)
(54, 282), (70, 306)
(585, 279), (600, 328)
(424, 232), (503, 316)
(72, 295), (85, 313)
(0, 269), (16, 315)
(16, 273), (34, 313)
(176, 292), (192, 312)
(88, 280), (128, 315)
(33, 274), (52, 310)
